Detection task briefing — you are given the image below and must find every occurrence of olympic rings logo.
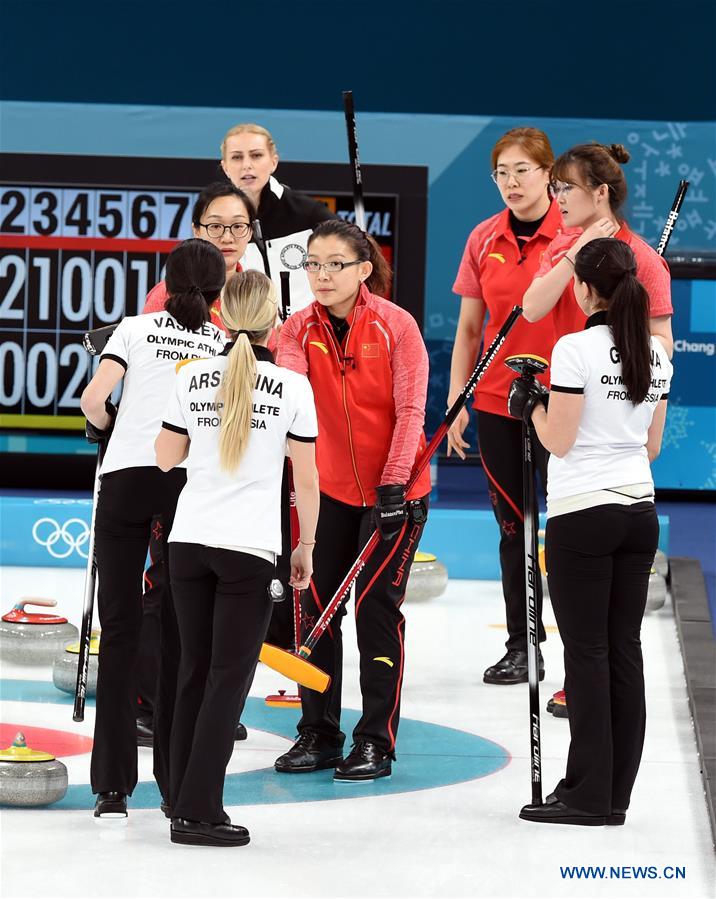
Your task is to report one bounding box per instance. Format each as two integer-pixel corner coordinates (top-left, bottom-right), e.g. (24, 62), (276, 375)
(32, 517), (90, 560)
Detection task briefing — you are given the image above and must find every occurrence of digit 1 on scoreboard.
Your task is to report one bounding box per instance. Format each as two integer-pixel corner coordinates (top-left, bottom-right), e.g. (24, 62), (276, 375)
(27, 251), (59, 327)
(127, 254), (153, 315)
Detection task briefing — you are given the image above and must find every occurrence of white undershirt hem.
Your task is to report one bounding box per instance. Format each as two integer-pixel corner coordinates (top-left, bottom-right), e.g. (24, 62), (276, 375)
(548, 482), (655, 519)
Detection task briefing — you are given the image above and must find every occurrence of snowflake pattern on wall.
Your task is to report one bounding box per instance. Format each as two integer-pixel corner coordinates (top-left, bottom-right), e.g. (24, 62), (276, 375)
(699, 440), (716, 489)
(661, 399), (694, 450)
(625, 122), (715, 250)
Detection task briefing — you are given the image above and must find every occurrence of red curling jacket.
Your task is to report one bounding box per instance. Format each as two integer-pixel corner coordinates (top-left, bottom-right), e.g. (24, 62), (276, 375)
(277, 284), (431, 507)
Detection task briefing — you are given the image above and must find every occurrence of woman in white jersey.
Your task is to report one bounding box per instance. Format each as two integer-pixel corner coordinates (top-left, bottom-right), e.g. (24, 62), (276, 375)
(508, 238), (672, 827)
(80, 239), (226, 819)
(155, 270), (319, 847)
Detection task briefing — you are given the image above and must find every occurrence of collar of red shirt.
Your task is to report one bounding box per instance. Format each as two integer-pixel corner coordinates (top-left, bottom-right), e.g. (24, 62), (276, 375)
(492, 197), (564, 244)
(313, 281), (370, 326)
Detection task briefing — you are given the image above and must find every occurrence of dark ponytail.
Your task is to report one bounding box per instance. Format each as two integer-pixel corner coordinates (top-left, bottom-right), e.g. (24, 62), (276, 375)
(164, 238), (226, 332)
(307, 219), (393, 297)
(574, 238), (651, 404)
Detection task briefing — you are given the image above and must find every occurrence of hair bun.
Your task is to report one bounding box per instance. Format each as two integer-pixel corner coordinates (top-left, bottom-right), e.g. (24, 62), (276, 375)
(607, 143), (630, 164)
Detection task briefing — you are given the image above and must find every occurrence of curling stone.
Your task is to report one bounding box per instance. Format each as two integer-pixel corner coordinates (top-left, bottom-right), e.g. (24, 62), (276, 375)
(0, 732), (68, 807)
(645, 568), (667, 612)
(0, 598), (78, 666)
(546, 689), (568, 719)
(265, 689), (302, 708)
(653, 549), (669, 579)
(53, 631), (100, 696)
(404, 551), (448, 603)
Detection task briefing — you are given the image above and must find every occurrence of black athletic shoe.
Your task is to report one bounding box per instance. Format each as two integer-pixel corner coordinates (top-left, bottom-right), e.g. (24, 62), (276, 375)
(170, 818), (250, 847)
(235, 722), (247, 741)
(334, 741), (392, 782)
(274, 731), (344, 773)
(94, 791), (127, 818)
(483, 649), (544, 685)
(136, 717), (154, 747)
(520, 793), (605, 826)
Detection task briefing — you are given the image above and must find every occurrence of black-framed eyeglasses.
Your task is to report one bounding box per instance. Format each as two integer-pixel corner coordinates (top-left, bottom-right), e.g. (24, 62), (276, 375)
(302, 260), (362, 274)
(199, 221), (252, 239)
(490, 165), (544, 184)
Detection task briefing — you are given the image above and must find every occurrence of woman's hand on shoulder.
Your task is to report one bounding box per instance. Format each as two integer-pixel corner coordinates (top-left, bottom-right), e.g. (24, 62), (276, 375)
(573, 218), (618, 253)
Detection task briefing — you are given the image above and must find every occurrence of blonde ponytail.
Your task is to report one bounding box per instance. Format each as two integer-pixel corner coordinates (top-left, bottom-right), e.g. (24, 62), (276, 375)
(216, 270), (278, 472)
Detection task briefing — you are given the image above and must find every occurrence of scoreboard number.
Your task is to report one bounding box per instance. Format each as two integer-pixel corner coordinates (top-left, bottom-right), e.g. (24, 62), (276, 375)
(0, 187), (195, 240)
(1, 184), (196, 429)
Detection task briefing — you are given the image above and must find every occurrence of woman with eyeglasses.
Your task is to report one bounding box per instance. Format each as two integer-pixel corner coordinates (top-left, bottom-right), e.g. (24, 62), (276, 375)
(143, 182), (255, 329)
(273, 219), (431, 782)
(512, 239), (672, 826)
(446, 127), (562, 688)
(80, 239), (226, 819)
(220, 123), (336, 312)
(523, 143), (673, 356)
(138, 181), (256, 752)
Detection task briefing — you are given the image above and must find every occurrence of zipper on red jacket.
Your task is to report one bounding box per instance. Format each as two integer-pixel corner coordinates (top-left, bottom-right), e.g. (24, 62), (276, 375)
(322, 317), (367, 506)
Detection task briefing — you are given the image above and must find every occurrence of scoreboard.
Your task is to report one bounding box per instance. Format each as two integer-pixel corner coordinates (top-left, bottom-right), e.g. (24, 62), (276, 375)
(0, 154), (427, 433)
(1, 187), (195, 429)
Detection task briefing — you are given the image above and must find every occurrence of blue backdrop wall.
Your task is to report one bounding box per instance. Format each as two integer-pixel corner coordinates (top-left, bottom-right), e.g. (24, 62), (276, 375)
(3, 101), (715, 488)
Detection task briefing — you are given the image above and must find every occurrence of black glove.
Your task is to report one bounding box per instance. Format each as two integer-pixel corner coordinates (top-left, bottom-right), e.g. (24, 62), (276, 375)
(85, 400), (118, 445)
(373, 484), (408, 541)
(507, 377), (549, 424)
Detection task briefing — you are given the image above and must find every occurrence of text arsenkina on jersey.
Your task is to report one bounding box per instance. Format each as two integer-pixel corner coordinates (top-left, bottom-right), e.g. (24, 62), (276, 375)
(187, 370), (285, 397)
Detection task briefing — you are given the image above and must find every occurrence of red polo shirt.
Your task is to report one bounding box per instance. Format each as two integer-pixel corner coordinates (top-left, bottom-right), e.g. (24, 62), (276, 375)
(453, 200), (564, 416)
(535, 223), (673, 339)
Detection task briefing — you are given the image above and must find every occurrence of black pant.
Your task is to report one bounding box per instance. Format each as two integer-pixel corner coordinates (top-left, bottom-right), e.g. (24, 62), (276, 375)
(477, 410), (548, 651)
(546, 502), (658, 814)
(169, 544), (273, 824)
(136, 514), (164, 721)
(298, 493), (428, 756)
(264, 459), (294, 650)
(90, 466), (185, 797)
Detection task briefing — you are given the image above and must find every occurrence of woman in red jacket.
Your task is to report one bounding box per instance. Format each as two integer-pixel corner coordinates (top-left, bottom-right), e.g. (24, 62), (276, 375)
(447, 127), (562, 687)
(274, 219), (431, 782)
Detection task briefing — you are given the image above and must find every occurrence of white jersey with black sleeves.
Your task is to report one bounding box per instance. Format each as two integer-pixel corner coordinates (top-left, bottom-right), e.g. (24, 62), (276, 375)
(547, 314), (672, 508)
(99, 312), (225, 475)
(163, 345), (318, 555)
